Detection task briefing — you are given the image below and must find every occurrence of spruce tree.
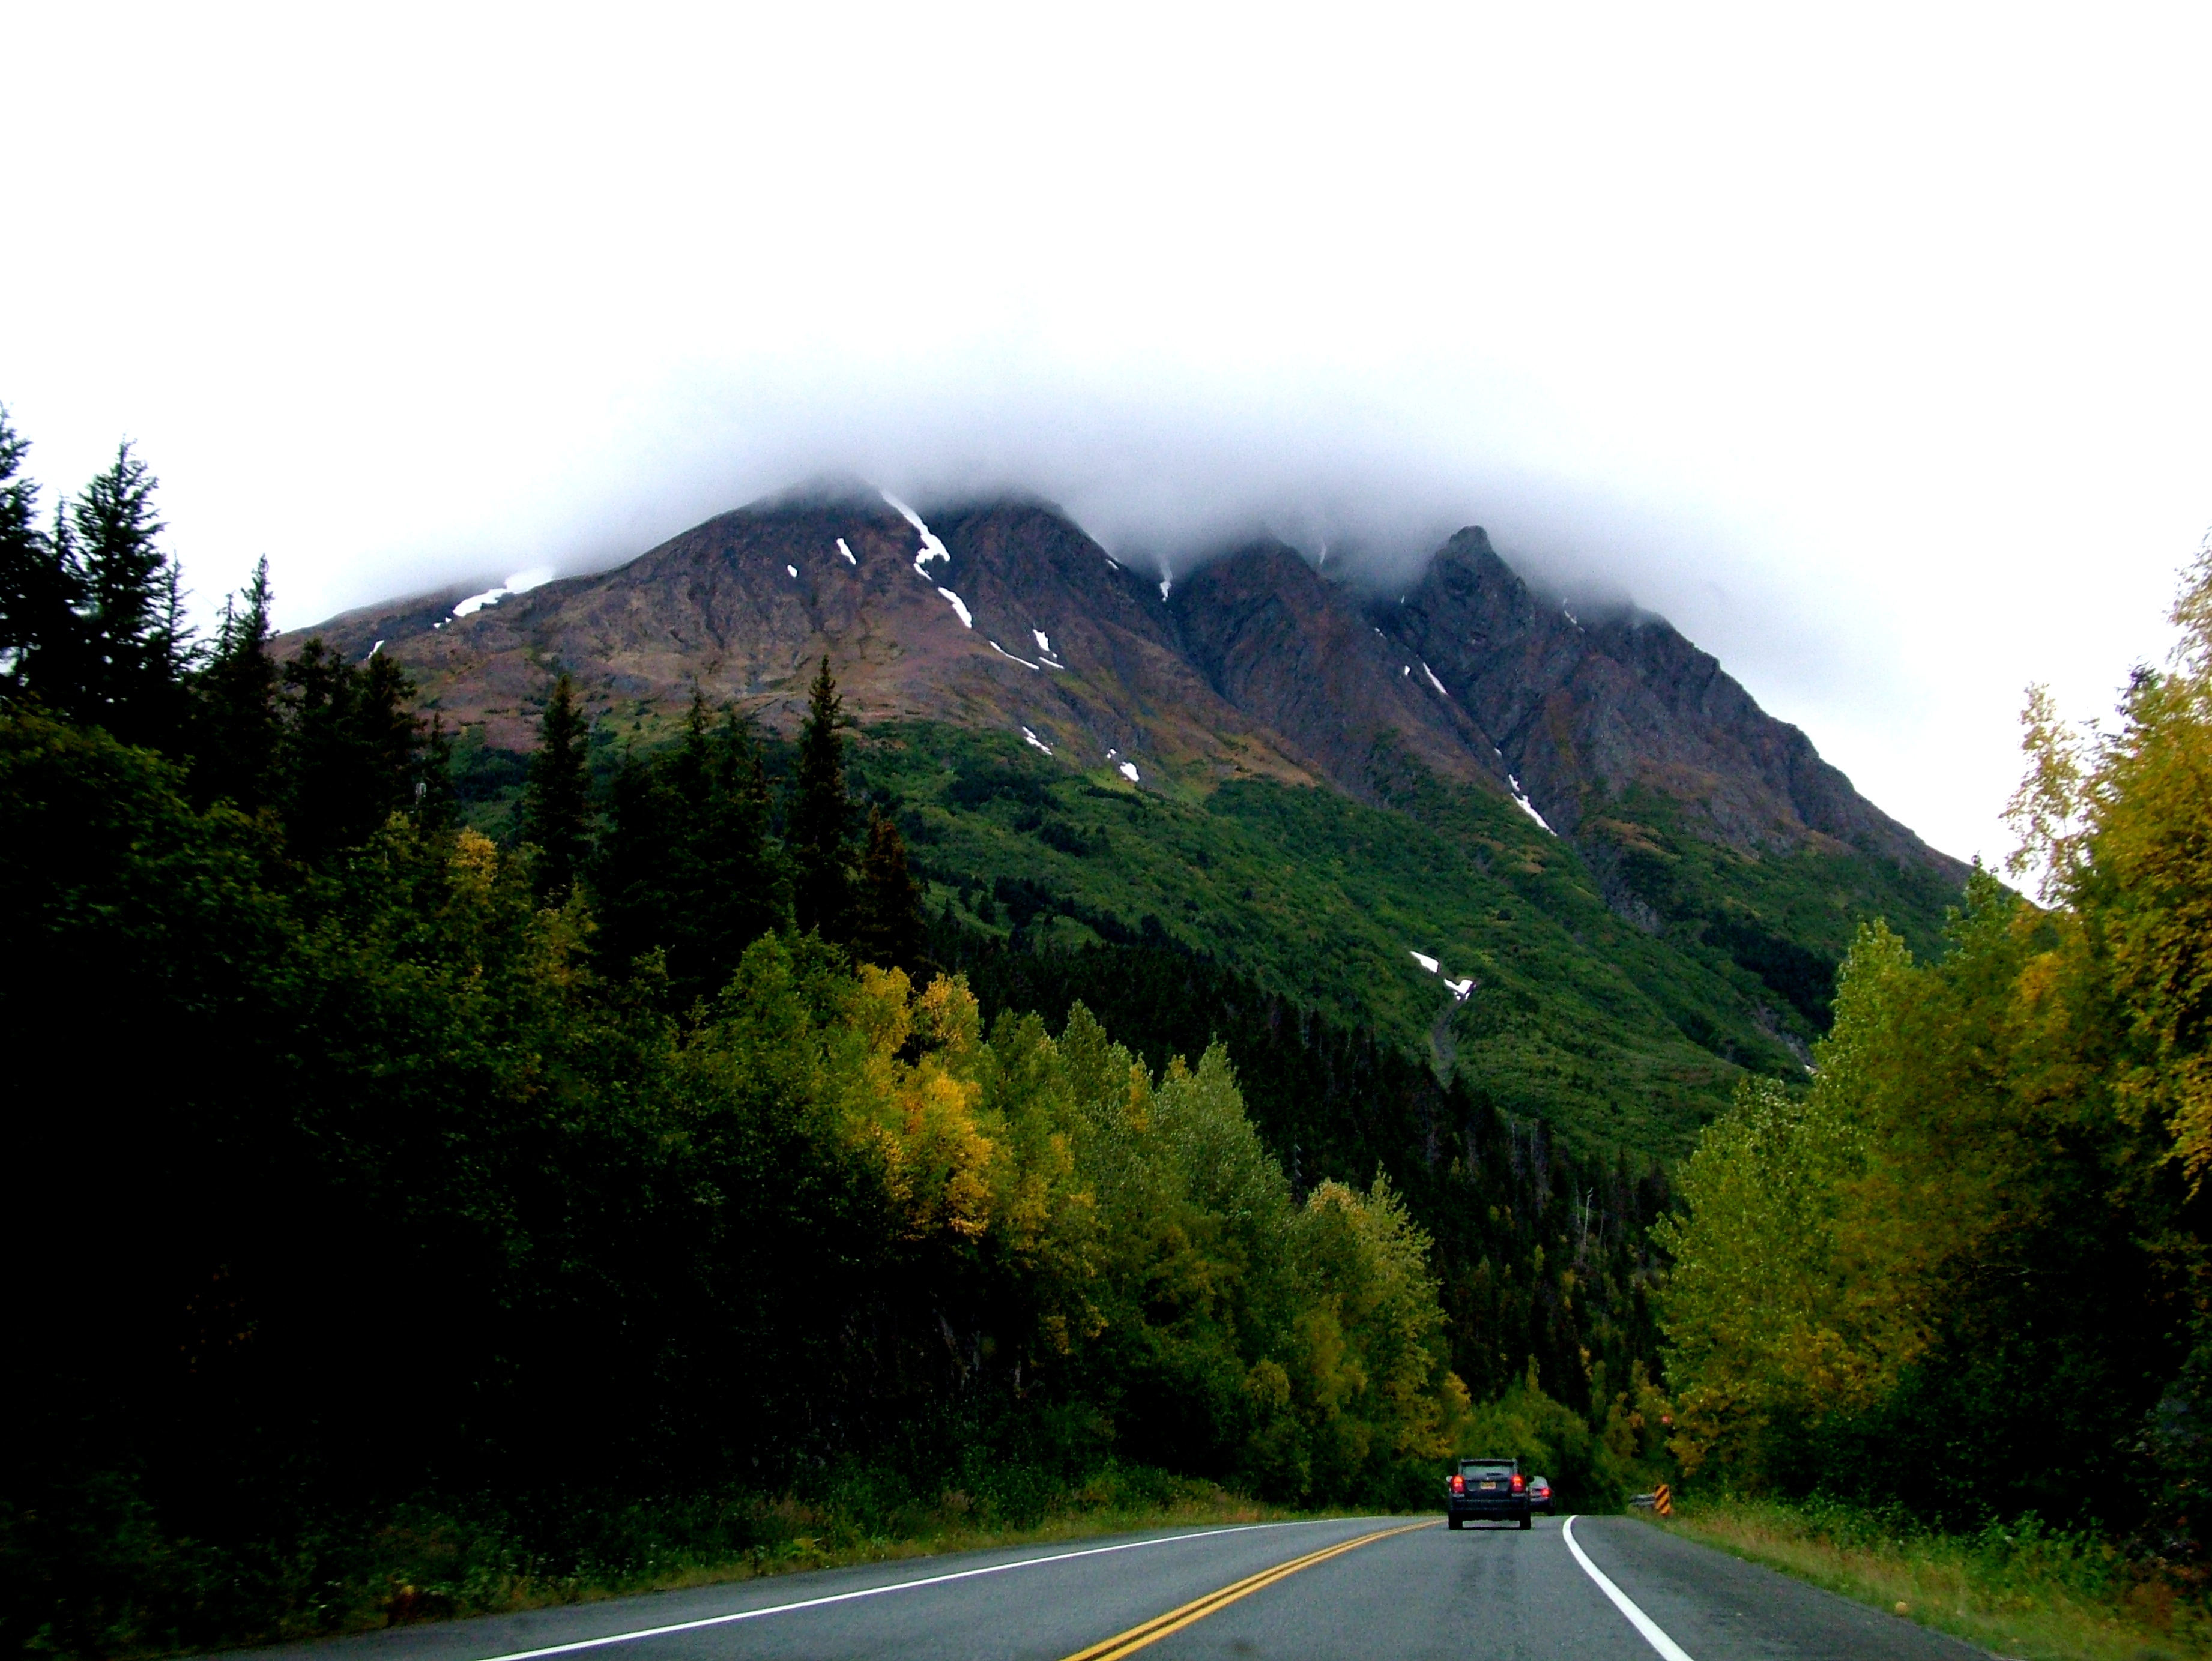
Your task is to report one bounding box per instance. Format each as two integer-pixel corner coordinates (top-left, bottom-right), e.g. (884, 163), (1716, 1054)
(73, 442), (191, 748)
(596, 696), (785, 1008)
(851, 805), (925, 972)
(192, 558), (282, 810)
(520, 671), (593, 902)
(415, 713), (459, 834)
(0, 407), (85, 707)
(788, 656), (853, 938)
(707, 706), (780, 936)
(279, 637), (425, 860)
(596, 743), (681, 972)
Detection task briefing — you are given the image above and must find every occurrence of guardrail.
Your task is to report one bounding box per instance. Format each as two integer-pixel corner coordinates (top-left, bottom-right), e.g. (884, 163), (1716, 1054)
(1627, 1484), (1674, 1516)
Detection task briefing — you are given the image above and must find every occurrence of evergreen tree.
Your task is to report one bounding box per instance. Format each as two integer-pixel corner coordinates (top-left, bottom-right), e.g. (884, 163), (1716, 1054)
(280, 638), (425, 860)
(416, 713), (459, 834)
(519, 671), (593, 902)
(0, 407), (85, 707)
(788, 656), (853, 938)
(73, 442), (191, 748)
(595, 693), (784, 1008)
(851, 804), (925, 972)
(192, 558), (282, 810)
(705, 704), (781, 935)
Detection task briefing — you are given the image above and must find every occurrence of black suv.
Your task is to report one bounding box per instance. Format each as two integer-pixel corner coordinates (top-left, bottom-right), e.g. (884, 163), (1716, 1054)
(1446, 1456), (1531, 1529)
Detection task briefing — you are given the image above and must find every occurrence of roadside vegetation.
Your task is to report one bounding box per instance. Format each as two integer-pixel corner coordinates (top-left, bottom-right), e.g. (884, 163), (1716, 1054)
(1654, 547), (2212, 1644)
(54, 1471), (1311, 1656)
(1657, 1495), (2212, 1661)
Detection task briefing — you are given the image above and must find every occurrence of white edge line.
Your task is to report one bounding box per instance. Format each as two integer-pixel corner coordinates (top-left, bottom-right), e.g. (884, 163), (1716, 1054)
(1562, 1516), (1694, 1661)
(471, 1519), (1345, 1661)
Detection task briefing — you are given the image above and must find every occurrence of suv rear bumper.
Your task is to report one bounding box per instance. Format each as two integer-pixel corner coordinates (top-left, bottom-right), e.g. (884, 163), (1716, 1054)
(1448, 1499), (1530, 1522)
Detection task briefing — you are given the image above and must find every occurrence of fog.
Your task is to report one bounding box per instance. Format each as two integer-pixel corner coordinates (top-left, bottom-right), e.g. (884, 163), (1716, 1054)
(5, 4), (2210, 867)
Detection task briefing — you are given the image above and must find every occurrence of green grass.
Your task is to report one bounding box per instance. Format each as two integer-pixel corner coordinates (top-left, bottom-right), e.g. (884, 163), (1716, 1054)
(1655, 1495), (2212, 1660)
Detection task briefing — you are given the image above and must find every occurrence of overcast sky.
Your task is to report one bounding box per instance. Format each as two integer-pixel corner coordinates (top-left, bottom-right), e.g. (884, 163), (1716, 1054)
(7, 3), (2209, 866)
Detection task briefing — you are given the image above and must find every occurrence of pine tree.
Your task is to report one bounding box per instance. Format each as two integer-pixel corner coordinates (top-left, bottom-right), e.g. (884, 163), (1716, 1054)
(192, 558), (282, 810)
(851, 805), (926, 972)
(0, 406), (85, 706)
(73, 442), (191, 747)
(520, 671), (593, 902)
(788, 656), (853, 938)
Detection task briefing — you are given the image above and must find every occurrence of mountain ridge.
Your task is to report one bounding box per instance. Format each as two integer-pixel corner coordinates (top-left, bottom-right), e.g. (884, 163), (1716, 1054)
(292, 486), (1965, 888)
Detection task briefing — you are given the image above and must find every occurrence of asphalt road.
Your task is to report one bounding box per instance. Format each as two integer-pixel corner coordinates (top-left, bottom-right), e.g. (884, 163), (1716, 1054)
(243, 1514), (1992, 1661)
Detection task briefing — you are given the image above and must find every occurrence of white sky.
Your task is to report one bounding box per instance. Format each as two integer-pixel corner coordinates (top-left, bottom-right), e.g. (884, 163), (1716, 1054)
(6, 2), (2209, 866)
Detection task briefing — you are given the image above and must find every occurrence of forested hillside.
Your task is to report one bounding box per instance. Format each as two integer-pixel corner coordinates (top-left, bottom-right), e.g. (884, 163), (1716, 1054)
(316, 479), (1968, 1168)
(0, 411), (1673, 1657)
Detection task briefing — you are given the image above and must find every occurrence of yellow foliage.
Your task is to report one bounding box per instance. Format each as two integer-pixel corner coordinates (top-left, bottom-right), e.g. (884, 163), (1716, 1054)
(840, 968), (998, 1243)
(1664, 547), (2212, 1484)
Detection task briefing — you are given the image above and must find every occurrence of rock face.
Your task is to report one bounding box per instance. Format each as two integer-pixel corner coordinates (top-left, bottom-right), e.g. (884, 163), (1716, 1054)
(1386, 528), (1955, 873)
(1170, 541), (1498, 796)
(289, 487), (1965, 881)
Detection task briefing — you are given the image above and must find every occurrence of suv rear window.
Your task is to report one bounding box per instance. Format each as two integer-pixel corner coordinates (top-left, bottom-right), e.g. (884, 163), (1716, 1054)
(1460, 1462), (1513, 1477)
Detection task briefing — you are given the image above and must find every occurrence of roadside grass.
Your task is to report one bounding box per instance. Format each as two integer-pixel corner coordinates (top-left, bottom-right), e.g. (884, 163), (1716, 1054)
(1653, 1494), (2212, 1661)
(60, 1469), (1340, 1661)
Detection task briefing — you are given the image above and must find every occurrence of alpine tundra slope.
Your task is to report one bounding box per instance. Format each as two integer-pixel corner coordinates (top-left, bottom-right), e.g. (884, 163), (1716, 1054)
(229, 1515), (1983, 1661)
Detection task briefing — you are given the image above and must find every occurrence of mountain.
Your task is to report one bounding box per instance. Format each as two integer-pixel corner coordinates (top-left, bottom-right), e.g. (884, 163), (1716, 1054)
(291, 486), (1971, 1158)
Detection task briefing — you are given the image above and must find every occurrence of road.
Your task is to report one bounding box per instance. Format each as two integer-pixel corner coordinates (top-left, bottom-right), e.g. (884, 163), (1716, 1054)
(244, 1515), (1990, 1661)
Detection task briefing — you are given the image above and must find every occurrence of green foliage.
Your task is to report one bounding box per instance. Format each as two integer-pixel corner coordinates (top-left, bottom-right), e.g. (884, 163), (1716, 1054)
(852, 804), (926, 973)
(519, 669), (593, 901)
(190, 556), (282, 812)
(0, 406), (77, 702)
(0, 703), (1476, 1656)
(935, 930), (1673, 1429)
(277, 639), (434, 861)
(1667, 1494), (2212, 1661)
(1659, 553), (2212, 1535)
(594, 694), (784, 1007)
(789, 656), (853, 936)
(1455, 1361), (1658, 1511)
(70, 442), (190, 749)
(844, 723), (1956, 1163)
(0, 424), (194, 748)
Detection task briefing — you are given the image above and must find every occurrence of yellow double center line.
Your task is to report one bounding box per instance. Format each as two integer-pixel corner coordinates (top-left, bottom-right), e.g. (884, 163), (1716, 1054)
(1059, 1520), (1434, 1661)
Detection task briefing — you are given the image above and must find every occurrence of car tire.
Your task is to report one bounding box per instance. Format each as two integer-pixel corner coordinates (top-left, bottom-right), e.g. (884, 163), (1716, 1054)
(1448, 1515), (1463, 1530)
(1518, 1513), (1532, 1530)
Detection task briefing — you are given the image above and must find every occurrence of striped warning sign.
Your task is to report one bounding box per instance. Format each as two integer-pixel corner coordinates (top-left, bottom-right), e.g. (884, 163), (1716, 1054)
(1654, 1483), (1673, 1517)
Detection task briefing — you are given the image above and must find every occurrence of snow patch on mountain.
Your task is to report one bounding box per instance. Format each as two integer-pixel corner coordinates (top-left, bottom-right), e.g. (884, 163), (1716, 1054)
(452, 565), (555, 618)
(883, 492), (952, 577)
(1508, 777), (1555, 833)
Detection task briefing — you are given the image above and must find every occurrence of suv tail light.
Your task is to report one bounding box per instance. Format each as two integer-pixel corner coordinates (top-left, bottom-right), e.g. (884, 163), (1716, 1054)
(1450, 1474), (1465, 1493)
(1511, 1473), (1525, 1492)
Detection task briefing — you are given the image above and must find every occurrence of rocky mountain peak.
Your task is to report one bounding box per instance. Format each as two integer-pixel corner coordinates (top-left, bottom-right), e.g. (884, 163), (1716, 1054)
(283, 485), (1964, 884)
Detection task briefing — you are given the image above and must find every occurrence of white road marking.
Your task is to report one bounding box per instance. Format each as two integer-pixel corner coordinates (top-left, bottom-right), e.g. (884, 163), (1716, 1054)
(1564, 1516), (1694, 1661)
(468, 1519), (1348, 1661)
